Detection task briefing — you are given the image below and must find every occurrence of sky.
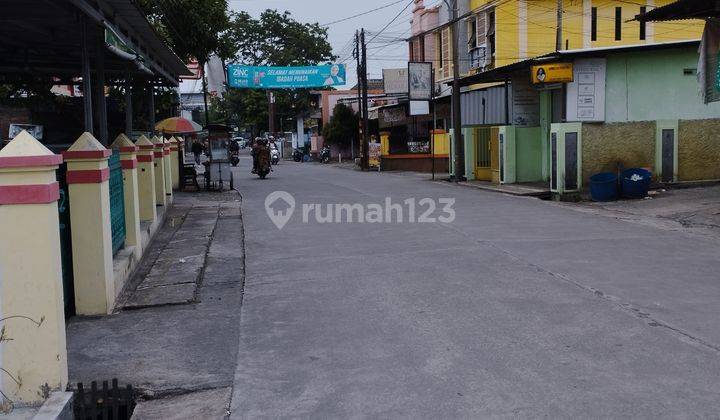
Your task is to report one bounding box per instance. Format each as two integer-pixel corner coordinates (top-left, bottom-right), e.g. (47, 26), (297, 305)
(228, 0), (429, 89)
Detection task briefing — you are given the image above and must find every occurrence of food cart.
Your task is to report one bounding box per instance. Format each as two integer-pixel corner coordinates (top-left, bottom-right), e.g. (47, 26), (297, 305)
(204, 124), (233, 190)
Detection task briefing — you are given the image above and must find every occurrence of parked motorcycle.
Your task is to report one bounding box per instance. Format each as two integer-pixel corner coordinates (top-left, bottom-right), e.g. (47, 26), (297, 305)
(320, 146), (331, 164)
(293, 149), (303, 162)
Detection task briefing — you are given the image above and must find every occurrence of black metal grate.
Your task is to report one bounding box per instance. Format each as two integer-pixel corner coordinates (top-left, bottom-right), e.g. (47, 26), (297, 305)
(74, 380), (135, 420)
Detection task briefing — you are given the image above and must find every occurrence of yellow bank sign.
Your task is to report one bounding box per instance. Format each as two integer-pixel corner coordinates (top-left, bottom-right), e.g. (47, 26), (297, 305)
(531, 63), (573, 84)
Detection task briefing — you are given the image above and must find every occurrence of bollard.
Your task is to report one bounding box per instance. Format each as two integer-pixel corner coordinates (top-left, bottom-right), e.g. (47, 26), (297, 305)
(162, 137), (173, 204)
(135, 135), (157, 222)
(111, 134), (142, 259)
(151, 136), (166, 207)
(62, 132), (115, 315)
(169, 137), (180, 190)
(0, 130), (68, 406)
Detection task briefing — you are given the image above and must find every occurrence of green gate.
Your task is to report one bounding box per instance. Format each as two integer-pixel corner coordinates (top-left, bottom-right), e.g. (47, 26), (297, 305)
(109, 151), (126, 255)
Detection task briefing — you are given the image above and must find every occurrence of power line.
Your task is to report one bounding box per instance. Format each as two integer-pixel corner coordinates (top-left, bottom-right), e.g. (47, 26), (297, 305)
(368, 0), (415, 44)
(321, 0), (409, 27)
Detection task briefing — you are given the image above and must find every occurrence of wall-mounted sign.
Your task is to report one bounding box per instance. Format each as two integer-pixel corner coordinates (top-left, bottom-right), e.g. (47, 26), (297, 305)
(408, 62), (433, 100)
(566, 58), (606, 122)
(531, 63), (573, 84)
(383, 68), (408, 94)
(227, 64), (346, 89)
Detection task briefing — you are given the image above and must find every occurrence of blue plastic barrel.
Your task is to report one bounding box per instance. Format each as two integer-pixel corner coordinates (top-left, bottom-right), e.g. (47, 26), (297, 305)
(621, 168), (652, 199)
(589, 172), (618, 202)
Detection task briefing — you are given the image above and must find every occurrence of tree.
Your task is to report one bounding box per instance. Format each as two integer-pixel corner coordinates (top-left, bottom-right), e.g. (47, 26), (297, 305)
(322, 103), (358, 150)
(137, 0), (231, 123)
(219, 10), (335, 134)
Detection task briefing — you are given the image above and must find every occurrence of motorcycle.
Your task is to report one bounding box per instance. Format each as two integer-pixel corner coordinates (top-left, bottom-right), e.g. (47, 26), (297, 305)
(292, 149), (303, 162)
(229, 150), (240, 167)
(271, 147), (280, 165)
(257, 147), (271, 179)
(320, 146), (331, 164)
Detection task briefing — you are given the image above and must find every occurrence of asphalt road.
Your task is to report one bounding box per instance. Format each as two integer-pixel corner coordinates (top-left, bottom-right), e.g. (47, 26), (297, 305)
(230, 157), (720, 418)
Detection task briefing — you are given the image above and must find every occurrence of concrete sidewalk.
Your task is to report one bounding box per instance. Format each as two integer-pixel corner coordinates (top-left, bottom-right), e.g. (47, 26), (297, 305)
(66, 191), (244, 418)
(563, 184), (720, 238)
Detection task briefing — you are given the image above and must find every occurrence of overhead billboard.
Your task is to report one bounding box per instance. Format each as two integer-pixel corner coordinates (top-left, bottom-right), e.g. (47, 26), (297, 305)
(227, 64), (346, 89)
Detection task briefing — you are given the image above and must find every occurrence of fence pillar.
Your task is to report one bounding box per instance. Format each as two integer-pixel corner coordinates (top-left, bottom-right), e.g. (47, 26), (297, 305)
(162, 137), (173, 204)
(111, 134), (142, 260)
(62, 132), (114, 315)
(135, 135), (156, 222)
(169, 137), (180, 190)
(0, 131), (68, 407)
(152, 136), (166, 207)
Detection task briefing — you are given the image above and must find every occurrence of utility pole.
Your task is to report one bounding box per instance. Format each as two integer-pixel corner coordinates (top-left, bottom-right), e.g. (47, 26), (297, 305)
(354, 30), (361, 160)
(556, 0), (563, 51)
(268, 91), (276, 136)
(202, 60), (210, 126)
(445, 0), (464, 181)
(360, 28), (370, 171)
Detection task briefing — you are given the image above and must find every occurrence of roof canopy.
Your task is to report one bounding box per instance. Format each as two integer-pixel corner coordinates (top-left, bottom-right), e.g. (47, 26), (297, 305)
(635, 0), (720, 22)
(0, 0), (190, 86)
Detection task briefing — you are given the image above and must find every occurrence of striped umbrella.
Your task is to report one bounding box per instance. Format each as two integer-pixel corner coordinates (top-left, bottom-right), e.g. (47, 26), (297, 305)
(155, 117), (203, 134)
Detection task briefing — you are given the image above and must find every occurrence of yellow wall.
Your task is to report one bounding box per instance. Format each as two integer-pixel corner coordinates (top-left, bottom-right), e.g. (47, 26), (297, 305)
(469, 0), (703, 69)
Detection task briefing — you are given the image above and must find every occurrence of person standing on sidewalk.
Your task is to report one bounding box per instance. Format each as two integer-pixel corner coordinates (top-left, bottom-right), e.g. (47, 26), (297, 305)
(191, 139), (204, 164)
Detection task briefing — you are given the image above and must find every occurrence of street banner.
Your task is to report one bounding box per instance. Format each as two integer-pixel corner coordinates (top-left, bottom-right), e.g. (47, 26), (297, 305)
(227, 64), (346, 89)
(408, 62), (433, 100)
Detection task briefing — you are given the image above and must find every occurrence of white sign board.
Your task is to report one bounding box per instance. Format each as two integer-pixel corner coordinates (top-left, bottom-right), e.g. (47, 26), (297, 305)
(566, 58), (606, 122)
(409, 101), (430, 116)
(383, 68), (408, 94)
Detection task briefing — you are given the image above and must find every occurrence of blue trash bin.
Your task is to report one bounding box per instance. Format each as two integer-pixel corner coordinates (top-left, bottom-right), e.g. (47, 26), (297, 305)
(621, 168), (652, 199)
(589, 172), (618, 202)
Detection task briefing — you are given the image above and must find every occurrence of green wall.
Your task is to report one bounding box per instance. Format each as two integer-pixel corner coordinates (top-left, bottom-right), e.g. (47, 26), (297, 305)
(606, 47), (720, 123)
(515, 127), (543, 182)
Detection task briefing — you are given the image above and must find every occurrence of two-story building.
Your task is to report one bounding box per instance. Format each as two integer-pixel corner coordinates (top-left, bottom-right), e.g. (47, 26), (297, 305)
(454, 1), (705, 189)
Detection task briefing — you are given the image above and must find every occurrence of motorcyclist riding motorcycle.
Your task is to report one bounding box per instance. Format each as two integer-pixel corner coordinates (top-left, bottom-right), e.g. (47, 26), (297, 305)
(251, 137), (262, 173)
(253, 138), (272, 179)
(270, 143), (280, 165)
(229, 138), (240, 166)
(320, 145), (331, 163)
